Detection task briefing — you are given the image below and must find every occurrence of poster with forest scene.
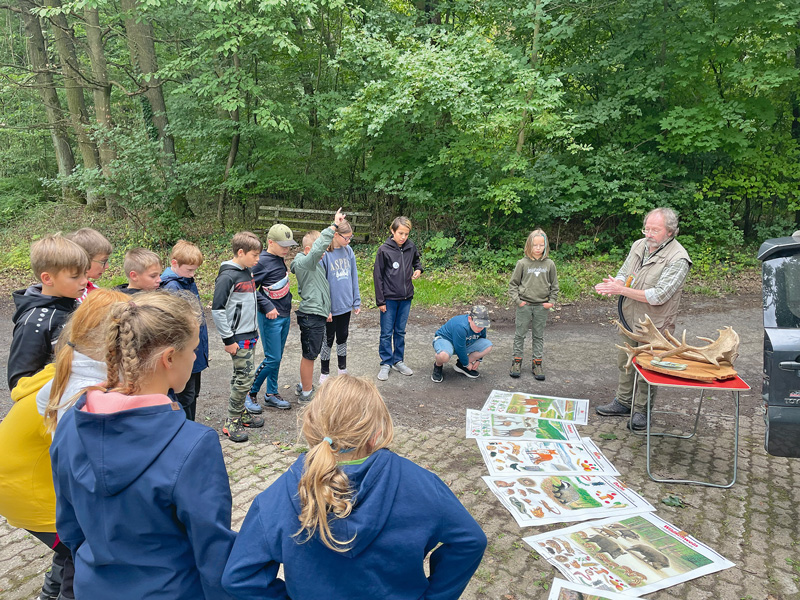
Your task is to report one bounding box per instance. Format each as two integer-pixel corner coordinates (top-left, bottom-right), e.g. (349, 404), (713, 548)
(482, 474), (654, 527)
(466, 410), (581, 442)
(481, 390), (589, 425)
(524, 513), (734, 595)
(476, 439), (618, 477)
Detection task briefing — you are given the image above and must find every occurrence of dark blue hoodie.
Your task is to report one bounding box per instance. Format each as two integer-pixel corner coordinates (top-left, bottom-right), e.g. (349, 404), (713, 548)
(222, 448), (486, 600)
(160, 266), (210, 372)
(50, 393), (236, 600)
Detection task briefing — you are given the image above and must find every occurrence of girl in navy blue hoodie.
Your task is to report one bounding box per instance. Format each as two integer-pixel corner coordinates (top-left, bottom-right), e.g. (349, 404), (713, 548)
(50, 292), (236, 600)
(222, 375), (486, 600)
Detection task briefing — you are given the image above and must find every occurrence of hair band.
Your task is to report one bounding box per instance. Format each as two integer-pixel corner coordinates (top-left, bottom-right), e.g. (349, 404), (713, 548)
(323, 437), (333, 445)
(66, 341), (75, 348)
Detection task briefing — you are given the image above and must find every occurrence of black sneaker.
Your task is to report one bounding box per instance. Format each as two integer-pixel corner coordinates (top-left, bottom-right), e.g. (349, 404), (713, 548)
(431, 363), (444, 383)
(264, 393), (291, 410)
(223, 417), (249, 442)
(241, 411), (265, 428)
(595, 398), (632, 417)
(453, 359), (480, 379)
(628, 412), (647, 431)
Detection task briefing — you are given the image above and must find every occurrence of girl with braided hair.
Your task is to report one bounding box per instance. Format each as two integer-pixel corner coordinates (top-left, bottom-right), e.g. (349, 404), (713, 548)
(49, 292), (236, 600)
(223, 375), (487, 600)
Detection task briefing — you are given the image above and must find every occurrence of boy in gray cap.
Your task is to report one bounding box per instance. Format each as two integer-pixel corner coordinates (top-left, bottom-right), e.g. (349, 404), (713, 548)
(246, 223), (298, 413)
(431, 305), (493, 382)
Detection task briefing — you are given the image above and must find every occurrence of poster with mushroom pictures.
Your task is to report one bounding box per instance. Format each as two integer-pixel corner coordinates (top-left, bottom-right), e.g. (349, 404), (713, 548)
(523, 513), (734, 596)
(481, 390), (589, 425)
(465, 410), (581, 442)
(482, 474), (655, 527)
(476, 439), (619, 477)
(547, 579), (642, 600)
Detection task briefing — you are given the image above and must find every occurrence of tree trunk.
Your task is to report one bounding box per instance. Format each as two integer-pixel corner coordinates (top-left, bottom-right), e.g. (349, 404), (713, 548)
(515, 0), (542, 156)
(121, 0), (190, 216)
(46, 0), (103, 207)
(18, 0), (77, 200)
(217, 54), (241, 226)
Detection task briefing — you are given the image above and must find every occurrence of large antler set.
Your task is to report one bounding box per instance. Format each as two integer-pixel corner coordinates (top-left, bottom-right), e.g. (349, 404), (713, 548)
(615, 315), (739, 370)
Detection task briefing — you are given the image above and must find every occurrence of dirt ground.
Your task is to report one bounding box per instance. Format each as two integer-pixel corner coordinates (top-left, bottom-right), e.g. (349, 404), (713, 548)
(0, 292), (765, 433)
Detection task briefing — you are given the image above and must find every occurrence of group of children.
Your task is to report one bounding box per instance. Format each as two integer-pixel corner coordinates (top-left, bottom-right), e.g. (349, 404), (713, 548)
(0, 224), (488, 600)
(0, 214), (560, 600)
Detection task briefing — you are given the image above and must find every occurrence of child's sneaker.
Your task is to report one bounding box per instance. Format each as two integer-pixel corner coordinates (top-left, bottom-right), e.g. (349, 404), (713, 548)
(319, 373), (329, 384)
(244, 392), (263, 414)
(264, 393), (291, 410)
(223, 417), (249, 443)
(510, 357), (522, 378)
(392, 361), (413, 376)
(453, 359), (480, 379)
(241, 411), (265, 428)
(532, 359), (545, 381)
(431, 363), (443, 383)
(337, 368), (348, 376)
(377, 364), (390, 381)
(298, 388), (315, 404)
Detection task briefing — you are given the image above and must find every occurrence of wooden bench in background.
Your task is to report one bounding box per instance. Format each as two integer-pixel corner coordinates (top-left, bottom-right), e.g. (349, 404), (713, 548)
(258, 206), (374, 243)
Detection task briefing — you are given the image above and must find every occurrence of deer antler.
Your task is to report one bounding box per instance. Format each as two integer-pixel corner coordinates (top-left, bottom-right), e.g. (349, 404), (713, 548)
(616, 315), (739, 367)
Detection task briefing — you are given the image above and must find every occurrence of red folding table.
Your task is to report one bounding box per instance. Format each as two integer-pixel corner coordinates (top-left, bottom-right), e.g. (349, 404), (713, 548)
(631, 358), (750, 488)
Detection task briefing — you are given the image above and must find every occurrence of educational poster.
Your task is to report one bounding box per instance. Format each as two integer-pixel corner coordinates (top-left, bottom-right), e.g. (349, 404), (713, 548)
(524, 513), (734, 596)
(476, 439), (619, 477)
(482, 474), (655, 527)
(547, 579), (640, 600)
(466, 410), (581, 442)
(481, 390), (589, 425)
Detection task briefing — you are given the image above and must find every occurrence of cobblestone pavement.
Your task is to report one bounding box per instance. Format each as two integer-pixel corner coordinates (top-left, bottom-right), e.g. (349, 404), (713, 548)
(2, 409), (799, 600)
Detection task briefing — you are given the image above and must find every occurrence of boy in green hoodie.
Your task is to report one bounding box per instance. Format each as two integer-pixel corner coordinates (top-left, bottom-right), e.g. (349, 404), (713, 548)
(290, 208), (345, 402)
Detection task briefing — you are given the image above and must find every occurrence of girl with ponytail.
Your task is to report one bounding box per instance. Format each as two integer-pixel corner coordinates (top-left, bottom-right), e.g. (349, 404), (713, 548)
(223, 375), (487, 600)
(49, 291), (236, 600)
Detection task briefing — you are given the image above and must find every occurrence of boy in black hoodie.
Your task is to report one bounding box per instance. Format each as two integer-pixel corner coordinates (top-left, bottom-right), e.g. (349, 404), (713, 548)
(8, 234), (90, 391)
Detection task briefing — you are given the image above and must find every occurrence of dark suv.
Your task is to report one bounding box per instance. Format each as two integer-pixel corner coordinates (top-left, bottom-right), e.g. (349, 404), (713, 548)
(758, 232), (800, 457)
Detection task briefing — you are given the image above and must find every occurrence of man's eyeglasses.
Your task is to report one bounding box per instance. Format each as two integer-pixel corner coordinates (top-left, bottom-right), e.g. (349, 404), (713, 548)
(93, 258), (109, 267)
(642, 228), (663, 236)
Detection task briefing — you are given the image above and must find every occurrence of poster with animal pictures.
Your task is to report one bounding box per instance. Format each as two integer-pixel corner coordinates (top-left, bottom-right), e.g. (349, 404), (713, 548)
(523, 513), (734, 596)
(547, 579), (640, 600)
(482, 474), (655, 527)
(481, 390), (589, 425)
(466, 410), (581, 442)
(476, 439), (619, 477)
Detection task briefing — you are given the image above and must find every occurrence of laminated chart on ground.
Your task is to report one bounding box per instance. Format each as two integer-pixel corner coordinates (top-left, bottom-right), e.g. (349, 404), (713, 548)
(481, 390), (589, 425)
(476, 439), (618, 477)
(482, 474), (655, 527)
(548, 579), (643, 600)
(466, 410), (581, 442)
(524, 513), (734, 596)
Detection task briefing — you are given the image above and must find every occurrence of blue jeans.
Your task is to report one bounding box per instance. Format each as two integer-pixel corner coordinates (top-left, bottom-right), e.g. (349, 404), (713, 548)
(379, 299), (412, 365)
(250, 313), (290, 396)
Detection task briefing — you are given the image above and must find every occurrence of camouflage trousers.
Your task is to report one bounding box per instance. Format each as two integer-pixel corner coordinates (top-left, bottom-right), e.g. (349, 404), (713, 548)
(228, 347), (256, 419)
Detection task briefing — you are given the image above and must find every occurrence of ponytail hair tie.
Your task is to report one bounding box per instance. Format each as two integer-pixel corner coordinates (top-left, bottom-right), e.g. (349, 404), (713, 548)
(323, 437), (333, 446)
(66, 341), (76, 348)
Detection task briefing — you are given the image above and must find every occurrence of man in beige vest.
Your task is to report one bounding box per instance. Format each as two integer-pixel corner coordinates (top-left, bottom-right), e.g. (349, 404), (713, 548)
(593, 207), (692, 430)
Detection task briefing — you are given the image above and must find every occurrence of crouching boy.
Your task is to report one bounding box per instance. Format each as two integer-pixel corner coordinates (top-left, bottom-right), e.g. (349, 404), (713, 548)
(431, 305), (493, 383)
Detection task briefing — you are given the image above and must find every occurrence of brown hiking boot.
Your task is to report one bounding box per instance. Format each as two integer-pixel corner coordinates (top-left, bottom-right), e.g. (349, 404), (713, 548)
(532, 359), (545, 381)
(510, 357), (522, 378)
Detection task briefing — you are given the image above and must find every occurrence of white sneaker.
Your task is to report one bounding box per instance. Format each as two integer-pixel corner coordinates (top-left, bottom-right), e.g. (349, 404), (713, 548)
(392, 361), (413, 376)
(319, 373), (329, 384)
(377, 365), (390, 381)
(337, 368), (348, 376)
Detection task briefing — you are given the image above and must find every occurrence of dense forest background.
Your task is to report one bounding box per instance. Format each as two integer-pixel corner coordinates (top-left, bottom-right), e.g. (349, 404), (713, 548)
(1, 0), (799, 272)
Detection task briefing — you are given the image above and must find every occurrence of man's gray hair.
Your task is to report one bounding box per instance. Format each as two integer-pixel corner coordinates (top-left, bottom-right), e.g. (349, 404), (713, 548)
(644, 207), (679, 236)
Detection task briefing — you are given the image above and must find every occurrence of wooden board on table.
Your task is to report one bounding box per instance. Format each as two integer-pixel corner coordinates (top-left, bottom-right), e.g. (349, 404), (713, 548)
(638, 354), (737, 382)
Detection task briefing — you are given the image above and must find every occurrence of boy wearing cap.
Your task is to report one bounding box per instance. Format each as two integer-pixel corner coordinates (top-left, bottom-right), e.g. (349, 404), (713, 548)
(246, 224), (298, 412)
(431, 305), (493, 382)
